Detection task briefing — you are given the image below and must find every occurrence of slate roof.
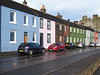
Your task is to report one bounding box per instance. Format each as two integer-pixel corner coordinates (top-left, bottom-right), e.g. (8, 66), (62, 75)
(0, 0), (99, 32)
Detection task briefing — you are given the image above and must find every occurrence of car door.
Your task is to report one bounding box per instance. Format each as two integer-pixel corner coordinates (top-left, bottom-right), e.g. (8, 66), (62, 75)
(35, 43), (42, 52)
(31, 43), (38, 53)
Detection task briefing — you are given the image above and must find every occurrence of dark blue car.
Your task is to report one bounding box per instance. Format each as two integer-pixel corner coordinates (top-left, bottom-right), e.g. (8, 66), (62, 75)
(65, 43), (76, 49)
(18, 43), (45, 55)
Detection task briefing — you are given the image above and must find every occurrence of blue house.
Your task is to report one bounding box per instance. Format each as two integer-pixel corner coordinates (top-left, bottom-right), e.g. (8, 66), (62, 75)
(0, 0), (40, 52)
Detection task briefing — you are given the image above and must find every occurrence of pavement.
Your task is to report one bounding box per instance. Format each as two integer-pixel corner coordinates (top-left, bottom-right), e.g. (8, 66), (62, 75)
(0, 51), (18, 59)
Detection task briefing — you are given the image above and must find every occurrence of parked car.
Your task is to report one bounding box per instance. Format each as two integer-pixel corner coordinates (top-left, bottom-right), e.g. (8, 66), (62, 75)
(65, 43), (76, 49)
(89, 42), (96, 47)
(18, 43), (45, 55)
(48, 43), (65, 51)
(95, 43), (100, 47)
(76, 42), (85, 48)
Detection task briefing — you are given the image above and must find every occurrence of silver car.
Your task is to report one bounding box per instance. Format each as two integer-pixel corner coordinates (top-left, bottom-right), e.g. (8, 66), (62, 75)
(76, 42), (85, 48)
(89, 42), (96, 47)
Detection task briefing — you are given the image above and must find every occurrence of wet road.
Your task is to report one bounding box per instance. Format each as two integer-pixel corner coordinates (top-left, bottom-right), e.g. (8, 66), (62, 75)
(0, 47), (100, 75)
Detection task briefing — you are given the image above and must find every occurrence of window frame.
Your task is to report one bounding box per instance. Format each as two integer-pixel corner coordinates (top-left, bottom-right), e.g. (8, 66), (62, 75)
(47, 20), (51, 30)
(24, 14), (28, 26)
(64, 26), (66, 32)
(47, 34), (51, 43)
(10, 10), (16, 24)
(70, 27), (72, 32)
(83, 30), (84, 34)
(80, 29), (82, 34)
(40, 18), (43, 29)
(32, 17), (36, 27)
(77, 28), (79, 33)
(77, 38), (79, 42)
(33, 33), (36, 43)
(59, 24), (62, 31)
(59, 36), (62, 42)
(74, 28), (76, 33)
(70, 37), (72, 43)
(9, 31), (16, 43)
(74, 37), (76, 43)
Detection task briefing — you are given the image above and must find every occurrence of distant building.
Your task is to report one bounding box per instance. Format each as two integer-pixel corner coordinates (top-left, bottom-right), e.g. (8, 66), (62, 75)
(79, 14), (100, 31)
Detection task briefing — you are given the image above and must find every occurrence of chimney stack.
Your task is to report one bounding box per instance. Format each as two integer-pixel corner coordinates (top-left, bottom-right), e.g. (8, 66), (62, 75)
(40, 5), (46, 13)
(82, 15), (87, 19)
(57, 13), (62, 19)
(23, 0), (27, 6)
(74, 21), (78, 24)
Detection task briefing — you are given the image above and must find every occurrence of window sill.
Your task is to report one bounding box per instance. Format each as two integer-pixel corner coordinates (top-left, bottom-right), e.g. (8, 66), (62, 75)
(9, 22), (17, 24)
(9, 42), (17, 44)
(32, 41), (36, 43)
(24, 24), (28, 26)
(32, 25), (36, 27)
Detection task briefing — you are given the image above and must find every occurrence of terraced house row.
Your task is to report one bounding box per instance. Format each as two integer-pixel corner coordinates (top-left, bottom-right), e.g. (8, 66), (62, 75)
(0, 0), (100, 52)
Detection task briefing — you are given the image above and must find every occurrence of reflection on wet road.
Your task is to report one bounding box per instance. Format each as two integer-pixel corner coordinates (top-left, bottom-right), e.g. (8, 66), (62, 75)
(0, 47), (100, 73)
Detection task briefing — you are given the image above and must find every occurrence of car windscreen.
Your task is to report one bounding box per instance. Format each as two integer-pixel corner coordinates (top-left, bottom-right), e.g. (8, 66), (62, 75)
(52, 43), (59, 45)
(77, 42), (81, 44)
(90, 42), (94, 44)
(20, 43), (29, 46)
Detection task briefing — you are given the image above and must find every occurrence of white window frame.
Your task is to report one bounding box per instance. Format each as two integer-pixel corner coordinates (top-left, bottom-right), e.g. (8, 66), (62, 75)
(67, 36), (69, 43)
(47, 34), (51, 43)
(80, 29), (82, 34)
(70, 37), (72, 43)
(59, 36), (62, 42)
(80, 38), (82, 42)
(24, 14), (28, 26)
(40, 18), (43, 29)
(83, 30), (84, 34)
(9, 31), (17, 43)
(47, 20), (51, 30)
(33, 33), (36, 43)
(32, 17), (36, 27)
(74, 37), (76, 43)
(83, 38), (84, 42)
(77, 28), (79, 33)
(59, 25), (62, 31)
(70, 27), (72, 32)
(77, 38), (79, 42)
(74, 28), (75, 33)
(9, 10), (16, 24)
(64, 26), (66, 32)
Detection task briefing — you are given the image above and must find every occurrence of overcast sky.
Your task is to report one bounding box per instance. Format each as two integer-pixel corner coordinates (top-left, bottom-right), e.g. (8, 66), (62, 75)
(13, 0), (100, 22)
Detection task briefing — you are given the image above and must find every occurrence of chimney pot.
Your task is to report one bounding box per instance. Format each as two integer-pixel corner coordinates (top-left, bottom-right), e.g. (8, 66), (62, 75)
(57, 13), (62, 19)
(40, 5), (46, 13)
(74, 21), (78, 24)
(23, 0), (27, 6)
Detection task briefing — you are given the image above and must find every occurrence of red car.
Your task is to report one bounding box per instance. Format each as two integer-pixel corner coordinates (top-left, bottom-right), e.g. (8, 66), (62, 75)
(48, 43), (65, 51)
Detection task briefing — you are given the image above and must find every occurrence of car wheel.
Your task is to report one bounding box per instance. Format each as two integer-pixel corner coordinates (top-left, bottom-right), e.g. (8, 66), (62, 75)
(63, 48), (66, 51)
(42, 49), (45, 54)
(28, 50), (33, 55)
(71, 47), (72, 49)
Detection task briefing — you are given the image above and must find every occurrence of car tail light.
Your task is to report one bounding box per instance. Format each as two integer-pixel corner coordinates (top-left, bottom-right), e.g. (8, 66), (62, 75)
(69, 45), (70, 47)
(81, 43), (82, 45)
(25, 47), (29, 49)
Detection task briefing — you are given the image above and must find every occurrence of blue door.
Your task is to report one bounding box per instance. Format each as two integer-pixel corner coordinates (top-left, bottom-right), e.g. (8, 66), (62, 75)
(64, 36), (66, 44)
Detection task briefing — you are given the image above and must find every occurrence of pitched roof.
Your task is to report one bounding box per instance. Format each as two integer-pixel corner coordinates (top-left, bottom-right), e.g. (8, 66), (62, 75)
(0, 0), (99, 31)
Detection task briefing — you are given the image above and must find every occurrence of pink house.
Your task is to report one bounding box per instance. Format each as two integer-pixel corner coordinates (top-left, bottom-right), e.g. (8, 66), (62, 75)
(39, 18), (55, 48)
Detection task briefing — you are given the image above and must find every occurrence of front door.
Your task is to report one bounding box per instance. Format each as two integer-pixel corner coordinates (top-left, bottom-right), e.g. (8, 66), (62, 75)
(64, 36), (66, 44)
(24, 32), (27, 43)
(40, 33), (43, 46)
